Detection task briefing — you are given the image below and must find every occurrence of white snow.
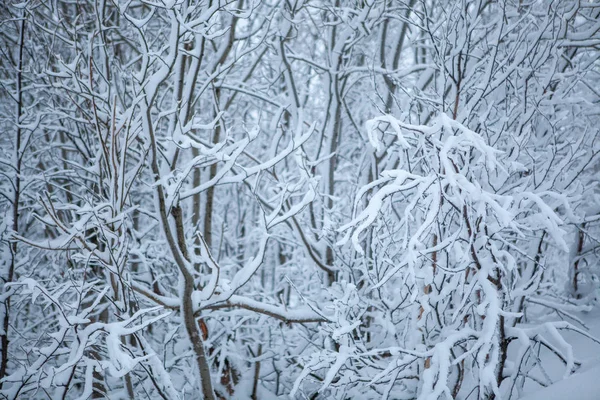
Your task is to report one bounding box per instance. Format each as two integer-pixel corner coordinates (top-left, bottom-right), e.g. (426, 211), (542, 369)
(517, 363), (600, 400)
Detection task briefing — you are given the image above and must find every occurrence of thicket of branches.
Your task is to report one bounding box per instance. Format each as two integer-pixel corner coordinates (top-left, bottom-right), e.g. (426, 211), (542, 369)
(1, 0), (600, 399)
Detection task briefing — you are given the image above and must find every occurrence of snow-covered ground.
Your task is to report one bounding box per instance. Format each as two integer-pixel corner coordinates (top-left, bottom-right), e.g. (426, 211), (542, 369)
(518, 363), (600, 400)
(518, 307), (600, 400)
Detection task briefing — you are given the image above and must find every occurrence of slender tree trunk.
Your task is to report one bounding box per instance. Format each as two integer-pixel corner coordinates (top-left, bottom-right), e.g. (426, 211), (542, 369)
(0, 14), (26, 389)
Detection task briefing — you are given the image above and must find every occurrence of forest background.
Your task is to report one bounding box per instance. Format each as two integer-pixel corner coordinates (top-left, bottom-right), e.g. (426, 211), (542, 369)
(1, 0), (600, 399)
